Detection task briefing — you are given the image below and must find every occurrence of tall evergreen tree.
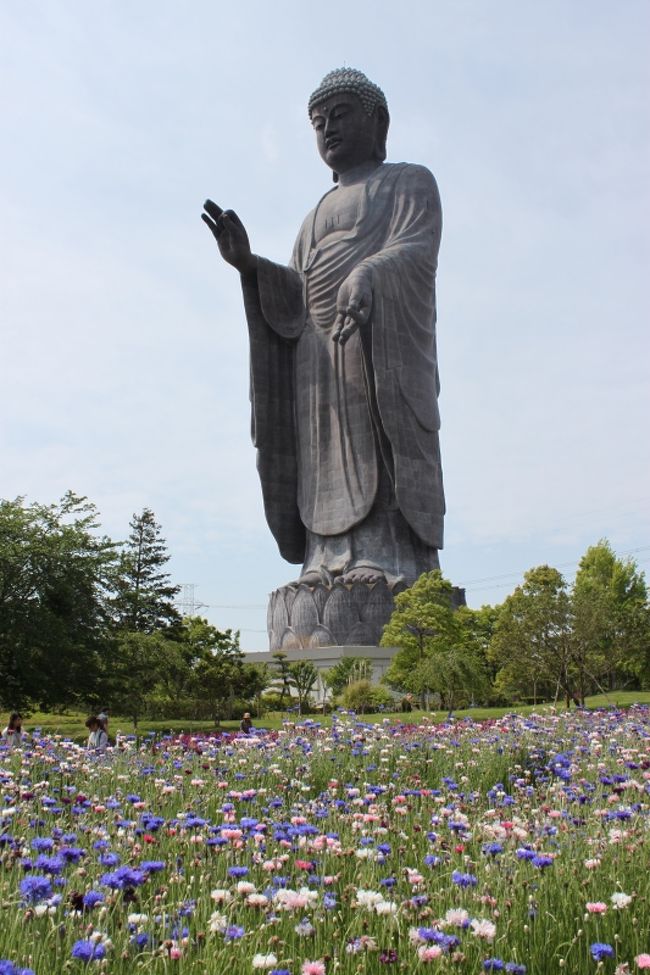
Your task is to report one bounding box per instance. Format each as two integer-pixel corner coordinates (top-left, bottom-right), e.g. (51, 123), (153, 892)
(110, 508), (180, 633)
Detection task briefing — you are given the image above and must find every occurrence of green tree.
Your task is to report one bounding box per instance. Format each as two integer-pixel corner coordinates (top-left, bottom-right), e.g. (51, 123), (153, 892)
(0, 493), (115, 710)
(489, 565), (573, 706)
(110, 508), (180, 633)
(287, 660), (319, 713)
(381, 570), (466, 707)
(180, 617), (244, 723)
(270, 651), (293, 706)
(572, 540), (649, 693)
(109, 630), (168, 729)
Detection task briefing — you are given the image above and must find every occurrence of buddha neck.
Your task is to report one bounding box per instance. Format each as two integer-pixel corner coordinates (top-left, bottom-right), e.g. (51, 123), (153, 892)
(337, 159), (383, 187)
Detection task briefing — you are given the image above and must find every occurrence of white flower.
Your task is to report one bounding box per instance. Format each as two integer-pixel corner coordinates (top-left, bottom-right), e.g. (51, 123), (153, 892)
(374, 899), (398, 915)
(208, 911), (228, 933)
(237, 881), (257, 895)
(355, 889), (384, 908)
(210, 888), (233, 904)
(127, 913), (148, 925)
(246, 893), (269, 907)
(252, 953), (278, 969)
(610, 891), (632, 910)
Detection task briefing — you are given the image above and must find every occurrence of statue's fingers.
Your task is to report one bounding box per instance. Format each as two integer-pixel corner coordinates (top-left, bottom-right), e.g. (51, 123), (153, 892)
(201, 213), (220, 238)
(203, 199), (224, 221)
(332, 312), (345, 342)
(339, 316), (359, 345)
(224, 209), (245, 229)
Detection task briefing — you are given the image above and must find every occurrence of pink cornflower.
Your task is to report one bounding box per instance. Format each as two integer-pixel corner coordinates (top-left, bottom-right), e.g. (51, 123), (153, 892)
(586, 902), (608, 913)
(302, 961), (326, 975)
(418, 945), (443, 961)
(470, 918), (496, 941)
(635, 955), (650, 969)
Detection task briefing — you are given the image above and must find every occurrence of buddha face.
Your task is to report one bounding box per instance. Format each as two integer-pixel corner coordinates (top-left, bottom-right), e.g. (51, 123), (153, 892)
(311, 94), (386, 175)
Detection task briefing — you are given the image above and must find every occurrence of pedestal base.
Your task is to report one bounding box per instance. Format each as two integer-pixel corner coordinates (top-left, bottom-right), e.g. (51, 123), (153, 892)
(267, 579), (405, 651)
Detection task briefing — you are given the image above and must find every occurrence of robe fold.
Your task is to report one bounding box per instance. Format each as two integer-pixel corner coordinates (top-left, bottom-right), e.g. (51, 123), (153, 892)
(241, 161), (445, 575)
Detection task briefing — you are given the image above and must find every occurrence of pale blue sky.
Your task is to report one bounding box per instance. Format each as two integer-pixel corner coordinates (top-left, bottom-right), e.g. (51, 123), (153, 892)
(2, 1), (649, 648)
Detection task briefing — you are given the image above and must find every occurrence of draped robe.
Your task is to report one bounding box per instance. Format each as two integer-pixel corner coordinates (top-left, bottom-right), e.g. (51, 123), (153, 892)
(241, 161), (445, 584)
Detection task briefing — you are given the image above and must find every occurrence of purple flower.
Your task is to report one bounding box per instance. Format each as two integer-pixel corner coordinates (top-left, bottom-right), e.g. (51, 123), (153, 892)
(71, 939), (106, 962)
(505, 965), (526, 974)
(34, 854), (65, 875)
(531, 855), (554, 869)
(227, 866), (248, 877)
(484, 961), (505, 972)
(20, 874), (52, 903)
(139, 860), (165, 874)
(0, 962), (37, 975)
(100, 866), (145, 889)
(451, 870), (478, 887)
(31, 837), (54, 852)
(590, 943), (614, 962)
(82, 890), (104, 908)
(224, 925), (245, 940)
(379, 948), (398, 963)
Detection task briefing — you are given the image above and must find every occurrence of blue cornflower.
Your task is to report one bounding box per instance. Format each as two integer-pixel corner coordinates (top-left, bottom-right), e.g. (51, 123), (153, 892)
(323, 893), (337, 909)
(60, 847), (85, 863)
(590, 943), (614, 962)
(34, 854), (65, 875)
(505, 964), (526, 974)
(531, 854), (554, 869)
(269, 970), (291, 975)
(482, 842), (504, 857)
(224, 925), (245, 940)
(0, 962), (36, 975)
(227, 866), (248, 878)
(451, 870), (478, 887)
(99, 852), (120, 867)
(82, 890), (104, 908)
(100, 866), (145, 889)
(71, 939), (106, 962)
(424, 854), (441, 867)
(484, 961), (505, 971)
(31, 837), (54, 852)
(20, 874), (52, 903)
(139, 860), (165, 873)
(516, 848), (535, 861)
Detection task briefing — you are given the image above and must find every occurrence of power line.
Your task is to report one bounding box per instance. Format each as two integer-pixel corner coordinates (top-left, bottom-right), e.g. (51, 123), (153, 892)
(460, 544), (650, 588)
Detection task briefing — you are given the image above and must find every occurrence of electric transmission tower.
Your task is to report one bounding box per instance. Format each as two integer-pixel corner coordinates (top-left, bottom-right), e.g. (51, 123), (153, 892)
(176, 583), (207, 618)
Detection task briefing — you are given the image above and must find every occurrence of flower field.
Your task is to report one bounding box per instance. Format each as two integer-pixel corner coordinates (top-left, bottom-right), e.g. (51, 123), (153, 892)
(1, 709), (649, 974)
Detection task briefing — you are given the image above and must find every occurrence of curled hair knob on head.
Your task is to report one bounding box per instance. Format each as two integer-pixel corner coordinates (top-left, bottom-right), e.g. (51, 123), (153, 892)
(308, 67), (389, 119)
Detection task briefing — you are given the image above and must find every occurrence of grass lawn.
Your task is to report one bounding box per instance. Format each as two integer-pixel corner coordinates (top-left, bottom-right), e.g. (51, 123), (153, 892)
(7, 689), (649, 742)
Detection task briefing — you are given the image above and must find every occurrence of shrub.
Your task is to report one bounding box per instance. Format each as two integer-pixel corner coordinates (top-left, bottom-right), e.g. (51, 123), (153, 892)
(341, 680), (394, 714)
